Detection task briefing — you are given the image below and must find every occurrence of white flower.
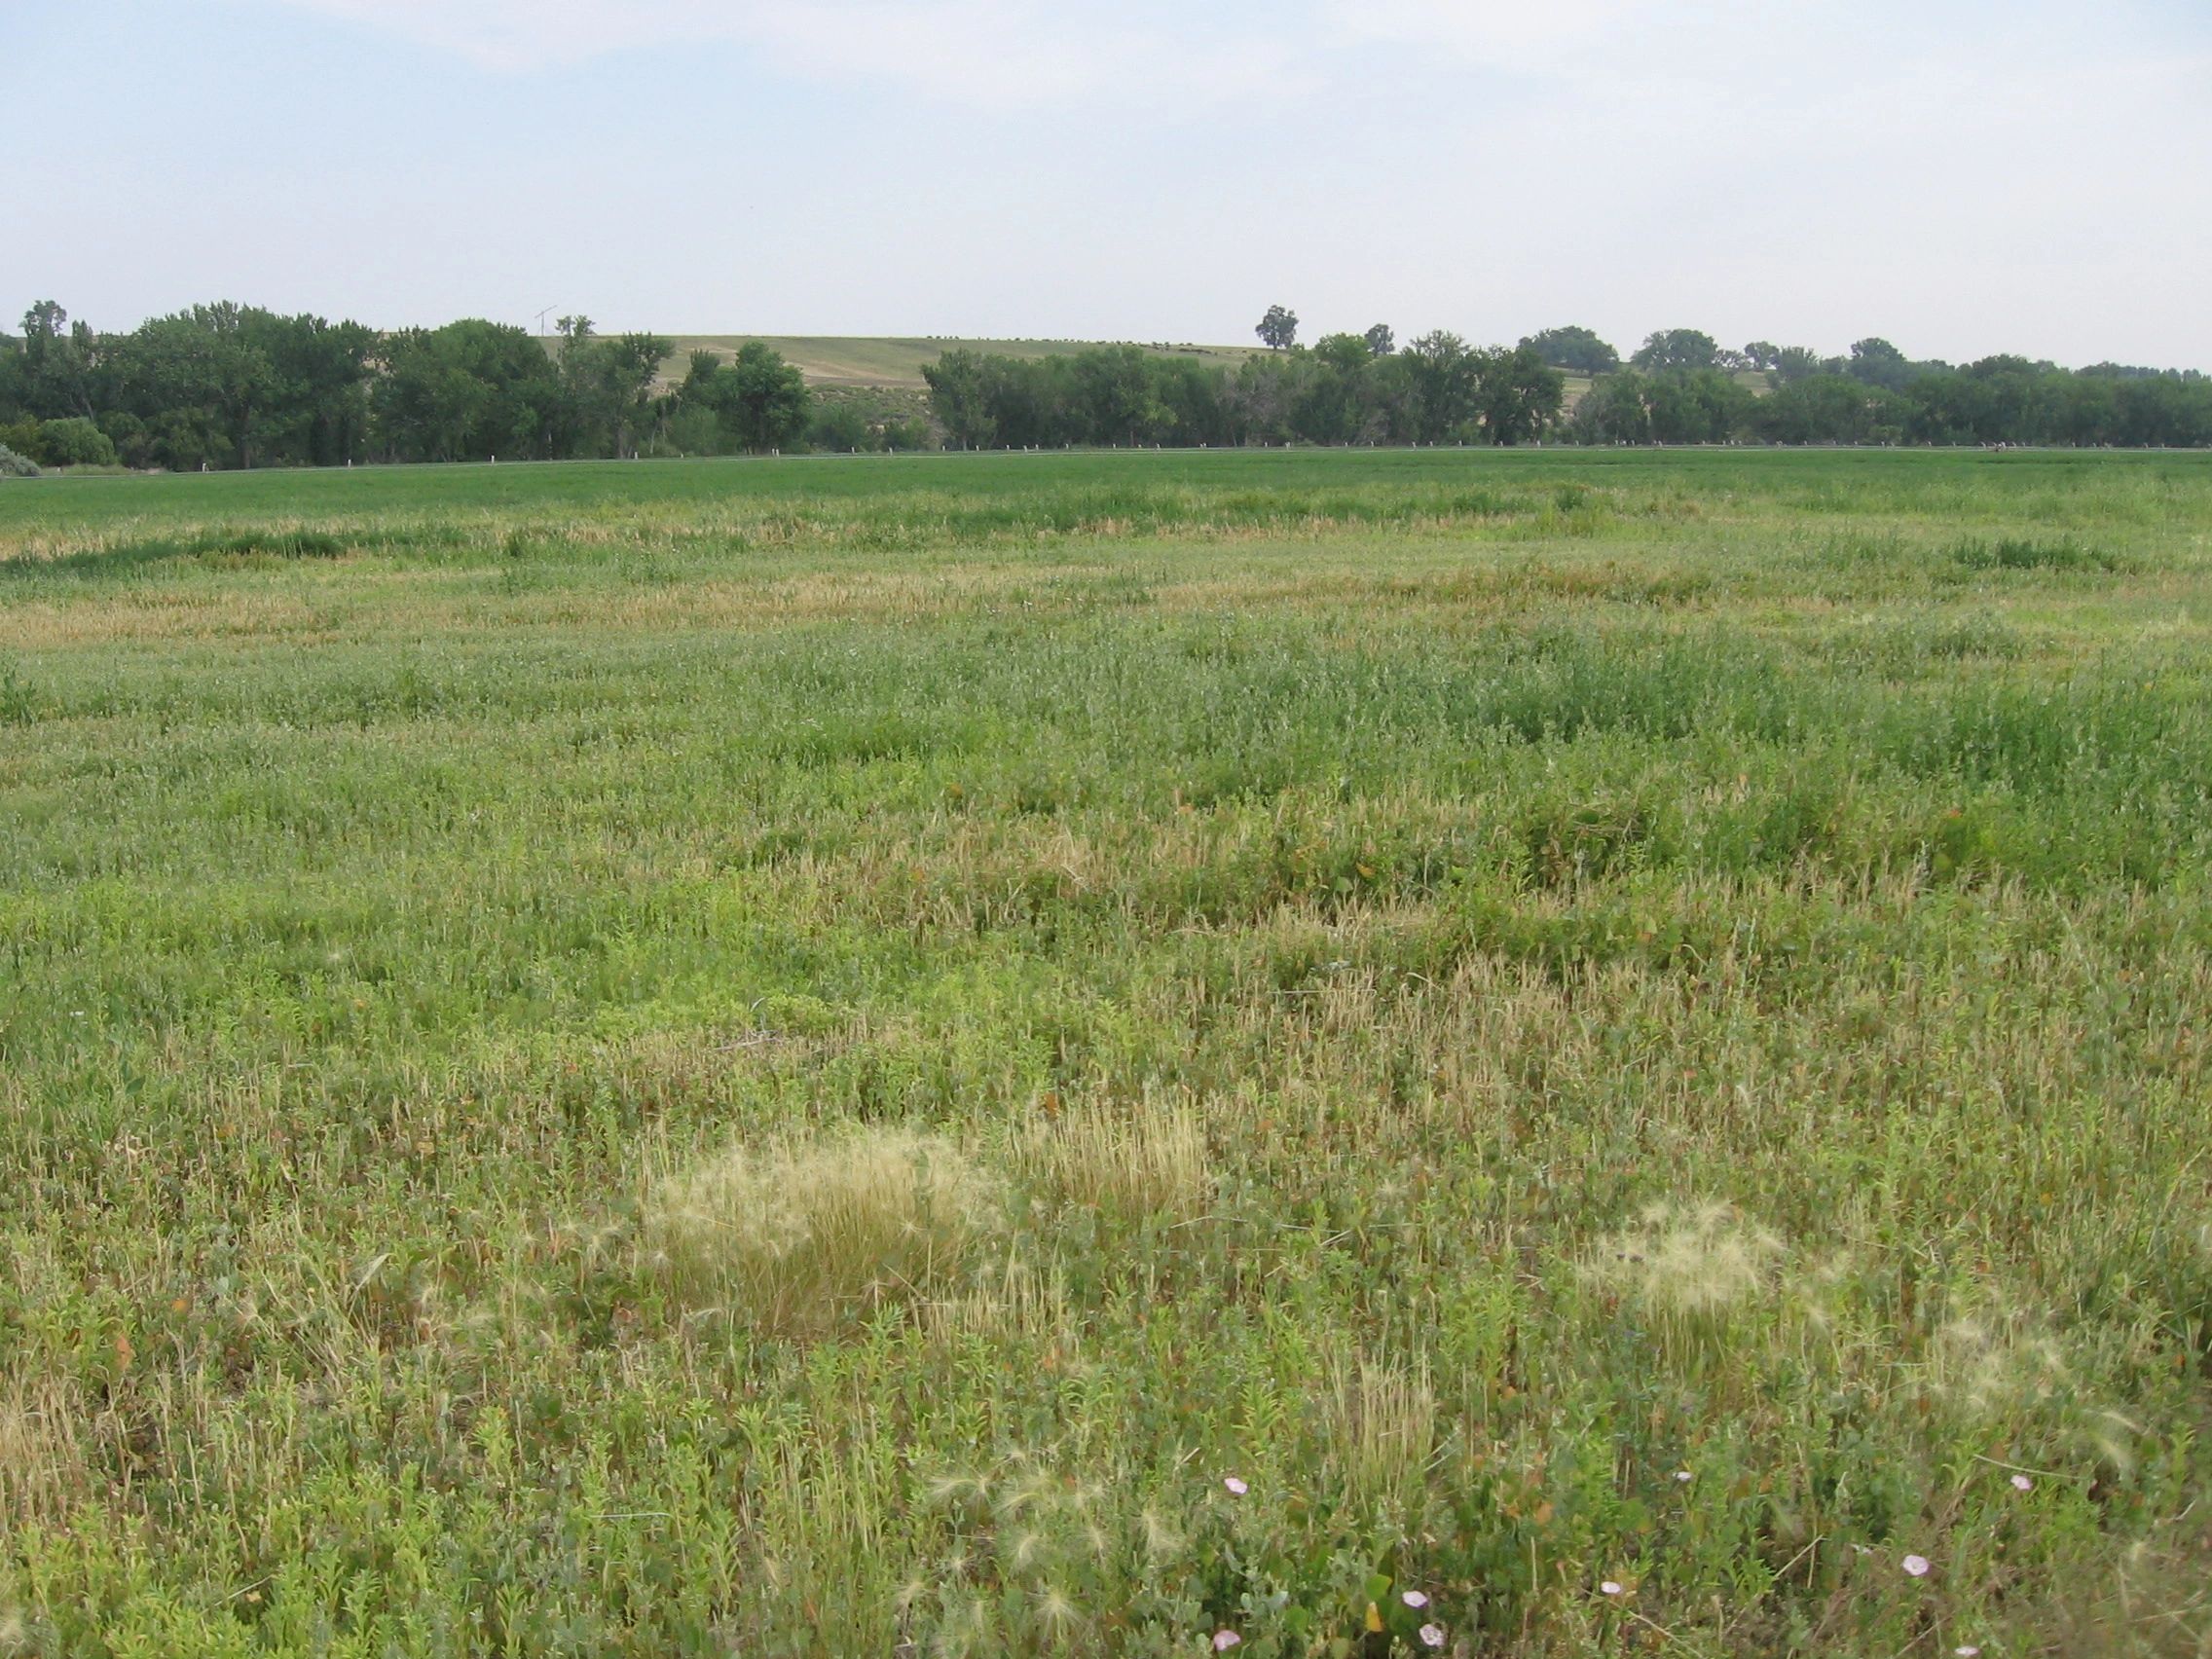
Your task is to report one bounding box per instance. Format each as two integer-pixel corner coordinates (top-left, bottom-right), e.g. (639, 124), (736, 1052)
(1221, 1476), (1248, 1496)
(1213, 1633), (1241, 1652)
(1675, 1469), (1693, 1483)
(1902, 1555), (1932, 1578)
(1419, 1624), (1446, 1649)
(2009, 1473), (2033, 1493)
(1954, 1647), (1981, 1657)
(1401, 1590), (1429, 1608)
(1600, 1581), (1623, 1597)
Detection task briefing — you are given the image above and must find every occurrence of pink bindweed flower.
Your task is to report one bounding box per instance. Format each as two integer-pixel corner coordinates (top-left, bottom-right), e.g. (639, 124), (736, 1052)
(2010, 1473), (2033, 1493)
(1600, 1581), (1623, 1597)
(1221, 1476), (1248, 1496)
(1401, 1591), (1429, 1609)
(1902, 1555), (1932, 1578)
(1213, 1633), (1241, 1652)
(1419, 1625), (1446, 1649)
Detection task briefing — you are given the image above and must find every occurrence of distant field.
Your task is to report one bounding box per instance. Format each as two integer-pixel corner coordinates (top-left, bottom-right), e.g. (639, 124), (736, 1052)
(3, 449), (2210, 1655)
(650, 334), (1264, 388)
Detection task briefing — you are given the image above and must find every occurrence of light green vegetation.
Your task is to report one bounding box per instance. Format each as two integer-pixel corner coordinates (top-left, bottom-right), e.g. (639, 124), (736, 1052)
(656, 335), (1260, 388)
(2, 449), (2209, 1655)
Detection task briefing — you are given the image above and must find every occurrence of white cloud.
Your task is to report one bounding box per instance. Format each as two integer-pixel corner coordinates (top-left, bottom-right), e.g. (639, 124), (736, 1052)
(1324, 0), (1670, 72)
(271, 0), (1303, 108)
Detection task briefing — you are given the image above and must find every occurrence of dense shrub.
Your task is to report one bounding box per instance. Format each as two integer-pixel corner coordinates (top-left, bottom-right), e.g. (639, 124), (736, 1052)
(36, 417), (118, 467)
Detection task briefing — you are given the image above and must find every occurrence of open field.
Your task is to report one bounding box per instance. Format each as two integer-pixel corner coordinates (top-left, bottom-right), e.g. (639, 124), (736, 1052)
(645, 336), (1264, 388)
(3, 449), (2210, 1655)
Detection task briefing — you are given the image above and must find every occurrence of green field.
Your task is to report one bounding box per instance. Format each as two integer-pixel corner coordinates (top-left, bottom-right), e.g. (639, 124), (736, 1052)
(3, 449), (2210, 1655)
(647, 336), (1262, 388)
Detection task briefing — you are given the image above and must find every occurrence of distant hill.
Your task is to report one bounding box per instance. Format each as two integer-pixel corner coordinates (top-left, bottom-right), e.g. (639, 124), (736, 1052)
(647, 335), (1263, 389)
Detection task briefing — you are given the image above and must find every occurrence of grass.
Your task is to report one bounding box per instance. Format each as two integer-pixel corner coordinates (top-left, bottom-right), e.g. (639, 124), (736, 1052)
(2, 448), (2211, 1655)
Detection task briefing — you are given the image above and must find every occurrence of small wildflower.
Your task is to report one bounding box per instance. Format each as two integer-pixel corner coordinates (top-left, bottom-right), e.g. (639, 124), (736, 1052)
(1675, 1469), (1693, 1483)
(1902, 1555), (1932, 1578)
(1419, 1625), (1446, 1649)
(1213, 1633), (1241, 1652)
(1954, 1647), (1981, 1657)
(2009, 1473), (2033, 1493)
(1601, 1580), (1623, 1597)
(1222, 1476), (1248, 1496)
(1401, 1590), (1429, 1609)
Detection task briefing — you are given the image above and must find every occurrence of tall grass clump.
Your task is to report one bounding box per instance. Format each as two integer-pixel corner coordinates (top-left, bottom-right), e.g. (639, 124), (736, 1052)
(1591, 1201), (1785, 1373)
(1015, 1094), (1211, 1231)
(643, 1127), (1000, 1337)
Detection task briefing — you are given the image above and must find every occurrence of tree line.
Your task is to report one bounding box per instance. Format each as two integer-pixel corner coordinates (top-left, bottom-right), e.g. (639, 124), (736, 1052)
(917, 311), (2212, 453)
(5, 297), (2209, 473)
(922, 334), (1566, 450)
(0, 302), (861, 472)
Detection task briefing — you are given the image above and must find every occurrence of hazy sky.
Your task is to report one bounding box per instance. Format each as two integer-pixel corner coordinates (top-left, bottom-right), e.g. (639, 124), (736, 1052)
(9, 0), (2210, 366)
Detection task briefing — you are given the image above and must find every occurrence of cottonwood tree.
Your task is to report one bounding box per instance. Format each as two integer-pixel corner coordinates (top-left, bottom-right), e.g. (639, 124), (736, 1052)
(1256, 305), (1299, 351)
(680, 342), (811, 453)
(921, 349), (997, 448)
(1523, 325), (1621, 376)
(1631, 328), (1722, 374)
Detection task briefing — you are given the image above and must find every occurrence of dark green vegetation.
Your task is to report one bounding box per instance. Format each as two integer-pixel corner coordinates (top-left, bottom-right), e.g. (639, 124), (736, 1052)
(9, 301), (2211, 477)
(3, 448), (2211, 1655)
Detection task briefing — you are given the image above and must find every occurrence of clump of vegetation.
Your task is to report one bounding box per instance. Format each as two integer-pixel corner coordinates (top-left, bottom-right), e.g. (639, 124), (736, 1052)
(0, 444), (36, 478)
(1014, 1095), (1210, 1231)
(1953, 535), (2120, 572)
(644, 1127), (1000, 1337)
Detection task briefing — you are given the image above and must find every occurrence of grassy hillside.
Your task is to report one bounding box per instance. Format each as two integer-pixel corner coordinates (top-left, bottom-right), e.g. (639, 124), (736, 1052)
(653, 334), (1262, 388)
(4, 449), (2210, 1655)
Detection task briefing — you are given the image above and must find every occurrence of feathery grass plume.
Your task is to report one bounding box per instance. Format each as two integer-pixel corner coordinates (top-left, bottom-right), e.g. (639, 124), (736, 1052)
(1015, 1093), (1210, 1230)
(1592, 1201), (1784, 1370)
(1925, 1301), (2073, 1419)
(1324, 1354), (1438, 1512)
(644, 1127), (999, 1338)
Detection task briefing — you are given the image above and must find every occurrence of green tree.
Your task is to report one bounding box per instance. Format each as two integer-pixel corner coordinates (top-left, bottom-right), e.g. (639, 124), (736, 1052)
(1363, 323), (1396, 357)
(1474, 345), (1566, 445)
(1845, 337), (1913, 392)
(922, 350), (998, 448)
(1393, 331), (1480, 443)
(723, 343), (812, 452)
(1630, 329), (1721, 374)
(36, 417), (117, 466)
(556, 319), (672, 458)
(1256, 305), (1299, 351)
(372, 319), (564, 462)
(807, 400), (873, 453)
(1569, 373), (1653, 444)
(1523, 325), (1621, 376)
(1767, 347), (1827, 387)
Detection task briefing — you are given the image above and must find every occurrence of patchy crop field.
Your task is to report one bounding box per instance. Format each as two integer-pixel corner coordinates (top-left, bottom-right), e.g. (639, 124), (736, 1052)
(2, 448), (2209, 1657)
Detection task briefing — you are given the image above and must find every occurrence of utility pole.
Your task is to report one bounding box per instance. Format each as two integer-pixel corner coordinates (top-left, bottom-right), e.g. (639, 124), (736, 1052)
(535, 307), (556, 339)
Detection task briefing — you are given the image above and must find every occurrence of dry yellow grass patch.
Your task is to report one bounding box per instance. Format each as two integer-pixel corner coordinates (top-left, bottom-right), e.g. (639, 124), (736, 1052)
(644, 1126), (1000, 1338)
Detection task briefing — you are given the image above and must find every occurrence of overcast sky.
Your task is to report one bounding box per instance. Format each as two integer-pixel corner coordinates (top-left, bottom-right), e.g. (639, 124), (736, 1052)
(8, 0), (2209, 367)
